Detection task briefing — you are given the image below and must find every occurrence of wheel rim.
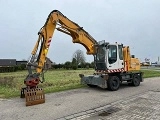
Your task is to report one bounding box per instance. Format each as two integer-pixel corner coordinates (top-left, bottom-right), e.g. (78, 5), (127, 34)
(112, 79), (119, 89)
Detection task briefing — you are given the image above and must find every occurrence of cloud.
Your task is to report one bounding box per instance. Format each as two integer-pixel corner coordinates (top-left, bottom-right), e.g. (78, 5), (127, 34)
(0, 0), (160, 63)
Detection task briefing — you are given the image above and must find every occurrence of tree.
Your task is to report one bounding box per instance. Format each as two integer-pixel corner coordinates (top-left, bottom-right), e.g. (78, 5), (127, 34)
(64, 61), (71, 70)
(90, 61), (95, 68)
(85, 62), (91, 69)
(79, 62), (85, 68)
(72, 49), (86, 66)
(72, 58), (78, 70)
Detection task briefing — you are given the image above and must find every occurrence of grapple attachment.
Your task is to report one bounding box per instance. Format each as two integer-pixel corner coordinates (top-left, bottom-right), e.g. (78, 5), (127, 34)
(25, 87), (45, 106)
(21, 87), (45, 106)
(21, 72), (46, 106)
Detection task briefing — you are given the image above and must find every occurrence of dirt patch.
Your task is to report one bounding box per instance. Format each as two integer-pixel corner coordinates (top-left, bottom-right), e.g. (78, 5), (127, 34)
(0, 77), (16, 87)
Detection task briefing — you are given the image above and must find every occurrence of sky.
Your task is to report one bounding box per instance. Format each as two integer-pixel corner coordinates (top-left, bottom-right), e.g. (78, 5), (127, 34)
(0, 0), (160, 63)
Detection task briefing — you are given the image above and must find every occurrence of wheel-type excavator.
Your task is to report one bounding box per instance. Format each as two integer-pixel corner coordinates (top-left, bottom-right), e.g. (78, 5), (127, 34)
(21, 10), (143, 106)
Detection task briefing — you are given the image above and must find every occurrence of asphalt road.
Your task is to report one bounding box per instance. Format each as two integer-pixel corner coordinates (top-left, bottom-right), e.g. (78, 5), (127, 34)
(0, 77), (160, 120)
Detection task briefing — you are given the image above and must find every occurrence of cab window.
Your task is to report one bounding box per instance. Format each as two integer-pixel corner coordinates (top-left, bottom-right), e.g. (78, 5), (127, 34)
(108, 45), (117, 64)
(118, 45), (123, 60)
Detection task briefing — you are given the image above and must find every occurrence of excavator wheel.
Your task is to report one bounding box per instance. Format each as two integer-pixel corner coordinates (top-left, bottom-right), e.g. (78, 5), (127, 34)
(131, 74), (141, 86)
(107, 76), (120, 91)
(21, 87), (45, 106)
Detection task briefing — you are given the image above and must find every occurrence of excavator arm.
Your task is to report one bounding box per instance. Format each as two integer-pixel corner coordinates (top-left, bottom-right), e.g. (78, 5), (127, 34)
(21, 10), (98, 106)
(25, 10), (98, 87)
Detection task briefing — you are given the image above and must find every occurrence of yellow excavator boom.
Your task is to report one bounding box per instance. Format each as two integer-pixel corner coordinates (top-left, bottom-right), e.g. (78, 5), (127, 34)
(21, 10), (98, 106)
(31, 10), (98, 74)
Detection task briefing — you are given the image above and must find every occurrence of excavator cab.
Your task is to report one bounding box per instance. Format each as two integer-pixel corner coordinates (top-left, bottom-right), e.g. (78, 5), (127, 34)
(94, 41), (108, 70)
(94, 41), (124, 71)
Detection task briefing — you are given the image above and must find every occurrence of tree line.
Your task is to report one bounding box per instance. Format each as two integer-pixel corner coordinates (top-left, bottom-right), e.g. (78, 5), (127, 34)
(52, 49), (94, 70)
(52, 61), (94, 70)
(0, 64), (26, 73)
(0, 49), (95, 73)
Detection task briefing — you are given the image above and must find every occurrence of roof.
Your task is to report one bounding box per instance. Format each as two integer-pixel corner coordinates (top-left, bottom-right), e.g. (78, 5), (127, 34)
(46, 57), (53, 63)
(0, 59), (16, 66)
(16, 61), (28, 65)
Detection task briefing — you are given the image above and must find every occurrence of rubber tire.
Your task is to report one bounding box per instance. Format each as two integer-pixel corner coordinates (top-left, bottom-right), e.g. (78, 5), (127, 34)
(107, 76), (120, 91)
(87, 84), (97, 88)
(131, 74), (140, 86)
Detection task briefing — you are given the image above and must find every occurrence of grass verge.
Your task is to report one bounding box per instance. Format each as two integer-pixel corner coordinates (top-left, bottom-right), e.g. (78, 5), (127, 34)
(0, 69), (160, 98)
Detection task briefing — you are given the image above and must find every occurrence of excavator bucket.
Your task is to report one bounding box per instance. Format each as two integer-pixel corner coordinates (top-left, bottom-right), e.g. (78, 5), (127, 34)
(25, 87), (45, 106)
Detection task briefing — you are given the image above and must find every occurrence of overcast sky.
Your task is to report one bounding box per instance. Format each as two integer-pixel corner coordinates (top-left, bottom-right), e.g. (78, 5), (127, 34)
(0, 0), (160, 63)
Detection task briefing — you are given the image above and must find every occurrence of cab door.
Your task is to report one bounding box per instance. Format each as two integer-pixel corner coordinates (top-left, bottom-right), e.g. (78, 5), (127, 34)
(106, 44), (124, 70)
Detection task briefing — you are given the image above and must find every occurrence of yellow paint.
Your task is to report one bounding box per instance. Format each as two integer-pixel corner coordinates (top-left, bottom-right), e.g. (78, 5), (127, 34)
(123, 46), (140, 72)
(31, 10), (98, 73)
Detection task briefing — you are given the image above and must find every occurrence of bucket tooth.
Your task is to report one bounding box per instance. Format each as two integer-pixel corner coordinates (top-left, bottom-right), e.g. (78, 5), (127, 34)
(25, 87), (45, 106)
(20, 87), (26, 98)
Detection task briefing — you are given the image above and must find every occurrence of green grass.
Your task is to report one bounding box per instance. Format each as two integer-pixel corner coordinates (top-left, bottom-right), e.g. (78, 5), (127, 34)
(0, 69), (160, 98)
(0, 69), (94, 98)
(141, 70), (160, 78)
